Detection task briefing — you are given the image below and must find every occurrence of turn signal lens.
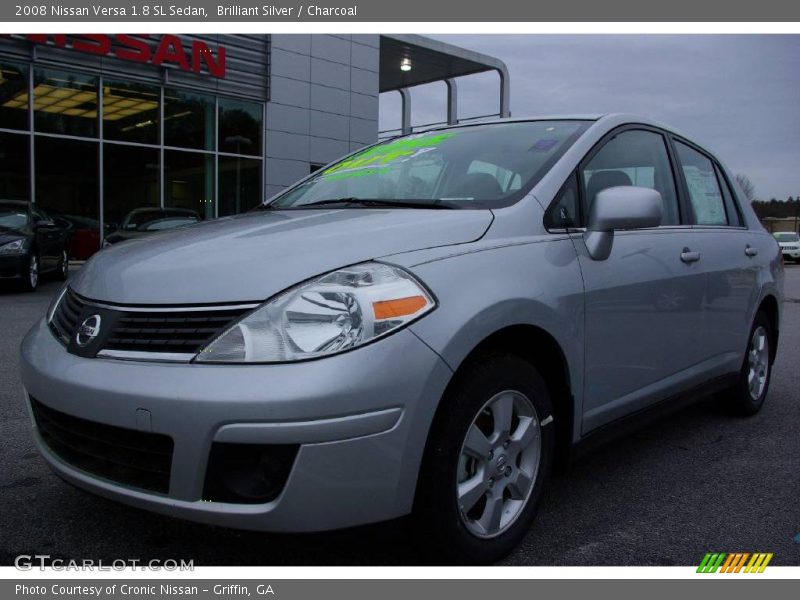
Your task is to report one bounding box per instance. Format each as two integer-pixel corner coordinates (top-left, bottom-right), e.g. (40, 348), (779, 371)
(373, 295), (428, 320)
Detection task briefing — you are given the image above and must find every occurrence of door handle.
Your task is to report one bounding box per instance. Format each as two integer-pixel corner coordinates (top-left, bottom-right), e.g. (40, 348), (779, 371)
(680, 248), (701, 263)
(745, 245), (758, 257)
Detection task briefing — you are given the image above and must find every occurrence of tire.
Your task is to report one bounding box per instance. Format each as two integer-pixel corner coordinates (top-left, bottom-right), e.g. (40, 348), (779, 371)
(19, 252), (39, 292)
(725, 311), (773, 416)
(414, 354), (555, 564)
(56, 248), (69, 281)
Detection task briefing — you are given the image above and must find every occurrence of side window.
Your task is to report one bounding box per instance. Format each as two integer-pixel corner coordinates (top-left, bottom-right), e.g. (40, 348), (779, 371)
(581, 130), (680, 226)
(715, 164), (743, 226)
(674, 141), (728, 226)
(544, 173), (579, 230)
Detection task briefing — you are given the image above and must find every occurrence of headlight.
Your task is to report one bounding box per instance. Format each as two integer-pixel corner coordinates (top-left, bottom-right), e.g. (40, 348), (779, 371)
(0, 239), (28, 255)
(195, 262), (435, 364)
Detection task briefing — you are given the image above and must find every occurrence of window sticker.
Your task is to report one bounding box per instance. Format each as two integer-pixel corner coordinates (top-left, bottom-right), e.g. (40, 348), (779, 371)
(321, 132), (456, 181)
(531, 138), (558, 152)
(683, 165), (726, 224)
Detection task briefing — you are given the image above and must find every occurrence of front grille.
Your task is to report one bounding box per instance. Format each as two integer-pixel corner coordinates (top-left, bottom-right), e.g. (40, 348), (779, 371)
(30, 397), (174, 494)
(49, 289), (86, 345)
(103, 310), (247, 354)
(48, 288), (252, 357)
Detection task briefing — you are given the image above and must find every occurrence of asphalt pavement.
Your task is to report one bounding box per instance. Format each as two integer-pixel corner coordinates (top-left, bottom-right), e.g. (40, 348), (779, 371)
(1, 266), (798, 566)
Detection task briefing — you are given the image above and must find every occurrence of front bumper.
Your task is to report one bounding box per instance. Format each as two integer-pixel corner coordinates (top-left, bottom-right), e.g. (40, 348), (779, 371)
(20, 318), (452, 532)
(0, 254), (25, 279)
(780, 247), (800, 259)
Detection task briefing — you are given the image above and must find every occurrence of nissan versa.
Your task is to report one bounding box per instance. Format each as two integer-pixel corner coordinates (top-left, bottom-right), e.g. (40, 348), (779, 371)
(20, 114), (783, 563)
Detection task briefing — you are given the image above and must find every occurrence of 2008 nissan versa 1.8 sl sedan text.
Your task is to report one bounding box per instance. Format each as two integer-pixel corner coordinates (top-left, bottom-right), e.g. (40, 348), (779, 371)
(20, 114), (783, 563)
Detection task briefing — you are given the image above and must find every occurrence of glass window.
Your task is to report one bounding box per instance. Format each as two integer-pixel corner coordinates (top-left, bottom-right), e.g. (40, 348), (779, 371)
(218, 98), (262, 156)
(582, 129), (680, 226)
(35, 137), (99, 256)
(103, 80), (160, 145)
(674, 141), (728, 226)
(165, 150), (214, 220)
(104, 144), (159, 231)
(545, 173), (579, 230)
(219, 156), (262, 216)
(270, 121), (589, 209)
(0, 61), (29, 131)
(0, 132), (30, 200)
(34, 68), (98, 137)
(467, 160), (522, 193)
(0, 201), (30, 229)
(164, 88), (214, 150)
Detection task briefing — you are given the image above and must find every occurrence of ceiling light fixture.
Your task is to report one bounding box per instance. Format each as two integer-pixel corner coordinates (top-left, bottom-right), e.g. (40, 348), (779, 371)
(400, 58), (412, 72)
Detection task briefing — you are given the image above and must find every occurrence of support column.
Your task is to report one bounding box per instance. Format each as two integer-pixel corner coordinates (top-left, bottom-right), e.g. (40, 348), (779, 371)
(399, 88), (411, 135)
(497, 67), (510, 118)
(445, 78), (458, 125)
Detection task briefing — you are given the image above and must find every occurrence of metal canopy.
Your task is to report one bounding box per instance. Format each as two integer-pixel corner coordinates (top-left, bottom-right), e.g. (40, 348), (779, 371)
(379, 35), (506, 93)
(378, 35), (510, 134)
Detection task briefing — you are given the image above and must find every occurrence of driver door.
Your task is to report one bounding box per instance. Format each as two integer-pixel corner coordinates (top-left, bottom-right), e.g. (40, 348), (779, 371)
(575, 128), (707, 432)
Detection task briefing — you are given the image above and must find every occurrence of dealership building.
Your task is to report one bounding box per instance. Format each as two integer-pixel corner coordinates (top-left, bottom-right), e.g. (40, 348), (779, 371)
(0, 34), (508, 257)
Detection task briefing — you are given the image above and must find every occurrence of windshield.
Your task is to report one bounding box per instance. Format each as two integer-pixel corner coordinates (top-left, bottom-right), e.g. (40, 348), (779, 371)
(0, 204), (29, 229)
(774, 232), (800, 242)
(267, 120), (590, 209)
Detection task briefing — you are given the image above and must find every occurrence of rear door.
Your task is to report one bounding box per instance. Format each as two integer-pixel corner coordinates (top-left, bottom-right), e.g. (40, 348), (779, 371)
(573, 128), (707, 432)
(671, 139), (759, 375)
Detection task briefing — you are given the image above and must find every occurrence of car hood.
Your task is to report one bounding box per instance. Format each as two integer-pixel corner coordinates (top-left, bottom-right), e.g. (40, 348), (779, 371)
(0, 229), (27, 244)
(71, 208), (493, 304)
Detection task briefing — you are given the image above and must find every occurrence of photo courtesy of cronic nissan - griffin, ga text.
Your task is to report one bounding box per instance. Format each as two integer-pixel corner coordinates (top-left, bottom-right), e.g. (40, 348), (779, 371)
(20, 114), (783, 563)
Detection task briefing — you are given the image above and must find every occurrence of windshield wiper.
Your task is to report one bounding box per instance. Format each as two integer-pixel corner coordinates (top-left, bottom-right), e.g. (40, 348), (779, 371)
(290, 198), (456, 210)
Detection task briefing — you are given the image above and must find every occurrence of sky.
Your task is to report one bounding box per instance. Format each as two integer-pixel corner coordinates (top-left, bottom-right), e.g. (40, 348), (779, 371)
(378, 35), (800, 200)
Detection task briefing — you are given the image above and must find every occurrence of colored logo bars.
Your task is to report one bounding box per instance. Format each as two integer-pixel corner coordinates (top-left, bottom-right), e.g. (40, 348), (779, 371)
(697, 552), (773, 573)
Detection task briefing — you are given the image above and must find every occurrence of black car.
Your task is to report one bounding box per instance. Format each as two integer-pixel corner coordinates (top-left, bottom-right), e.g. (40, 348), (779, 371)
(104, 207), (201, 246)
(0, 200), (71, 292)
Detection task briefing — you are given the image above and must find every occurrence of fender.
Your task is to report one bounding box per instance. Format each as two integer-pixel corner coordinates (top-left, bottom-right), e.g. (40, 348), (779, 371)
(406, 238), (585, 444)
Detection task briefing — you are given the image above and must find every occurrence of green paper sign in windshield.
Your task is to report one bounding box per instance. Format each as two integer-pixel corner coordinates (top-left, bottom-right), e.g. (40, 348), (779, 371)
(321, 132), (456, 180)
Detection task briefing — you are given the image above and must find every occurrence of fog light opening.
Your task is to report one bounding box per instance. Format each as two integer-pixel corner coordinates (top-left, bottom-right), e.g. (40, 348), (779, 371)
(203, 443), (299, 504)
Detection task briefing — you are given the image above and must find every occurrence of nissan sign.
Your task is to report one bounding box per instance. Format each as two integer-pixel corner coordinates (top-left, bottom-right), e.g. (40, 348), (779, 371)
(24, 34), (226, 78)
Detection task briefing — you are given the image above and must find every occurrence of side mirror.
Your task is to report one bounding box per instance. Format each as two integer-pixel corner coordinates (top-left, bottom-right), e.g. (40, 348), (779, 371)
(583, 186), (663, 260)
(34, 219), (56, 229)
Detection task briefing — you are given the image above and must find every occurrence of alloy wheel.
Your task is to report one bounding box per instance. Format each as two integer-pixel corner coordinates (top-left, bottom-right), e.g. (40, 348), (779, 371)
(456, 390), (541, 538)
(747, 325), (769, 401)
(28, 255), (38, 289)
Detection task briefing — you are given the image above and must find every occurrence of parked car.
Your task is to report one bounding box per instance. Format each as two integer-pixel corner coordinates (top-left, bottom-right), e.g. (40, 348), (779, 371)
(0, 200), (70, 291)
(103, 207), (201, 246)
(773, 231), (800, 263)
(49, 213), (106, 261)
(20, 115), (783, 563)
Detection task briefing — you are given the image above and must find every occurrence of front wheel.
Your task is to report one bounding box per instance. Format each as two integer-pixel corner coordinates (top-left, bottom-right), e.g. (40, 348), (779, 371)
(20, 252), (39, 292)
(414, 354), (555, 564)
(725, 311), (773, 416)
(56, 248), (69, 281)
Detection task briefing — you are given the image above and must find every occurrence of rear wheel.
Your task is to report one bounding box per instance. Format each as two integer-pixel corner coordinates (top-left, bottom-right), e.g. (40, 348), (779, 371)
(725, 311), (773, 416)
(414, 354), (555, 564)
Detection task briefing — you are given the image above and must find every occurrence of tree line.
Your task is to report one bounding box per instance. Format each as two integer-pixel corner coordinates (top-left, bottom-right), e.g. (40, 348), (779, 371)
(735, 174), (799, 219)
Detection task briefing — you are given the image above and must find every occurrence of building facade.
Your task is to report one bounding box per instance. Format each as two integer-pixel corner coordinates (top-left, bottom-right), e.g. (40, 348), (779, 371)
(0, 34), (380, 256)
